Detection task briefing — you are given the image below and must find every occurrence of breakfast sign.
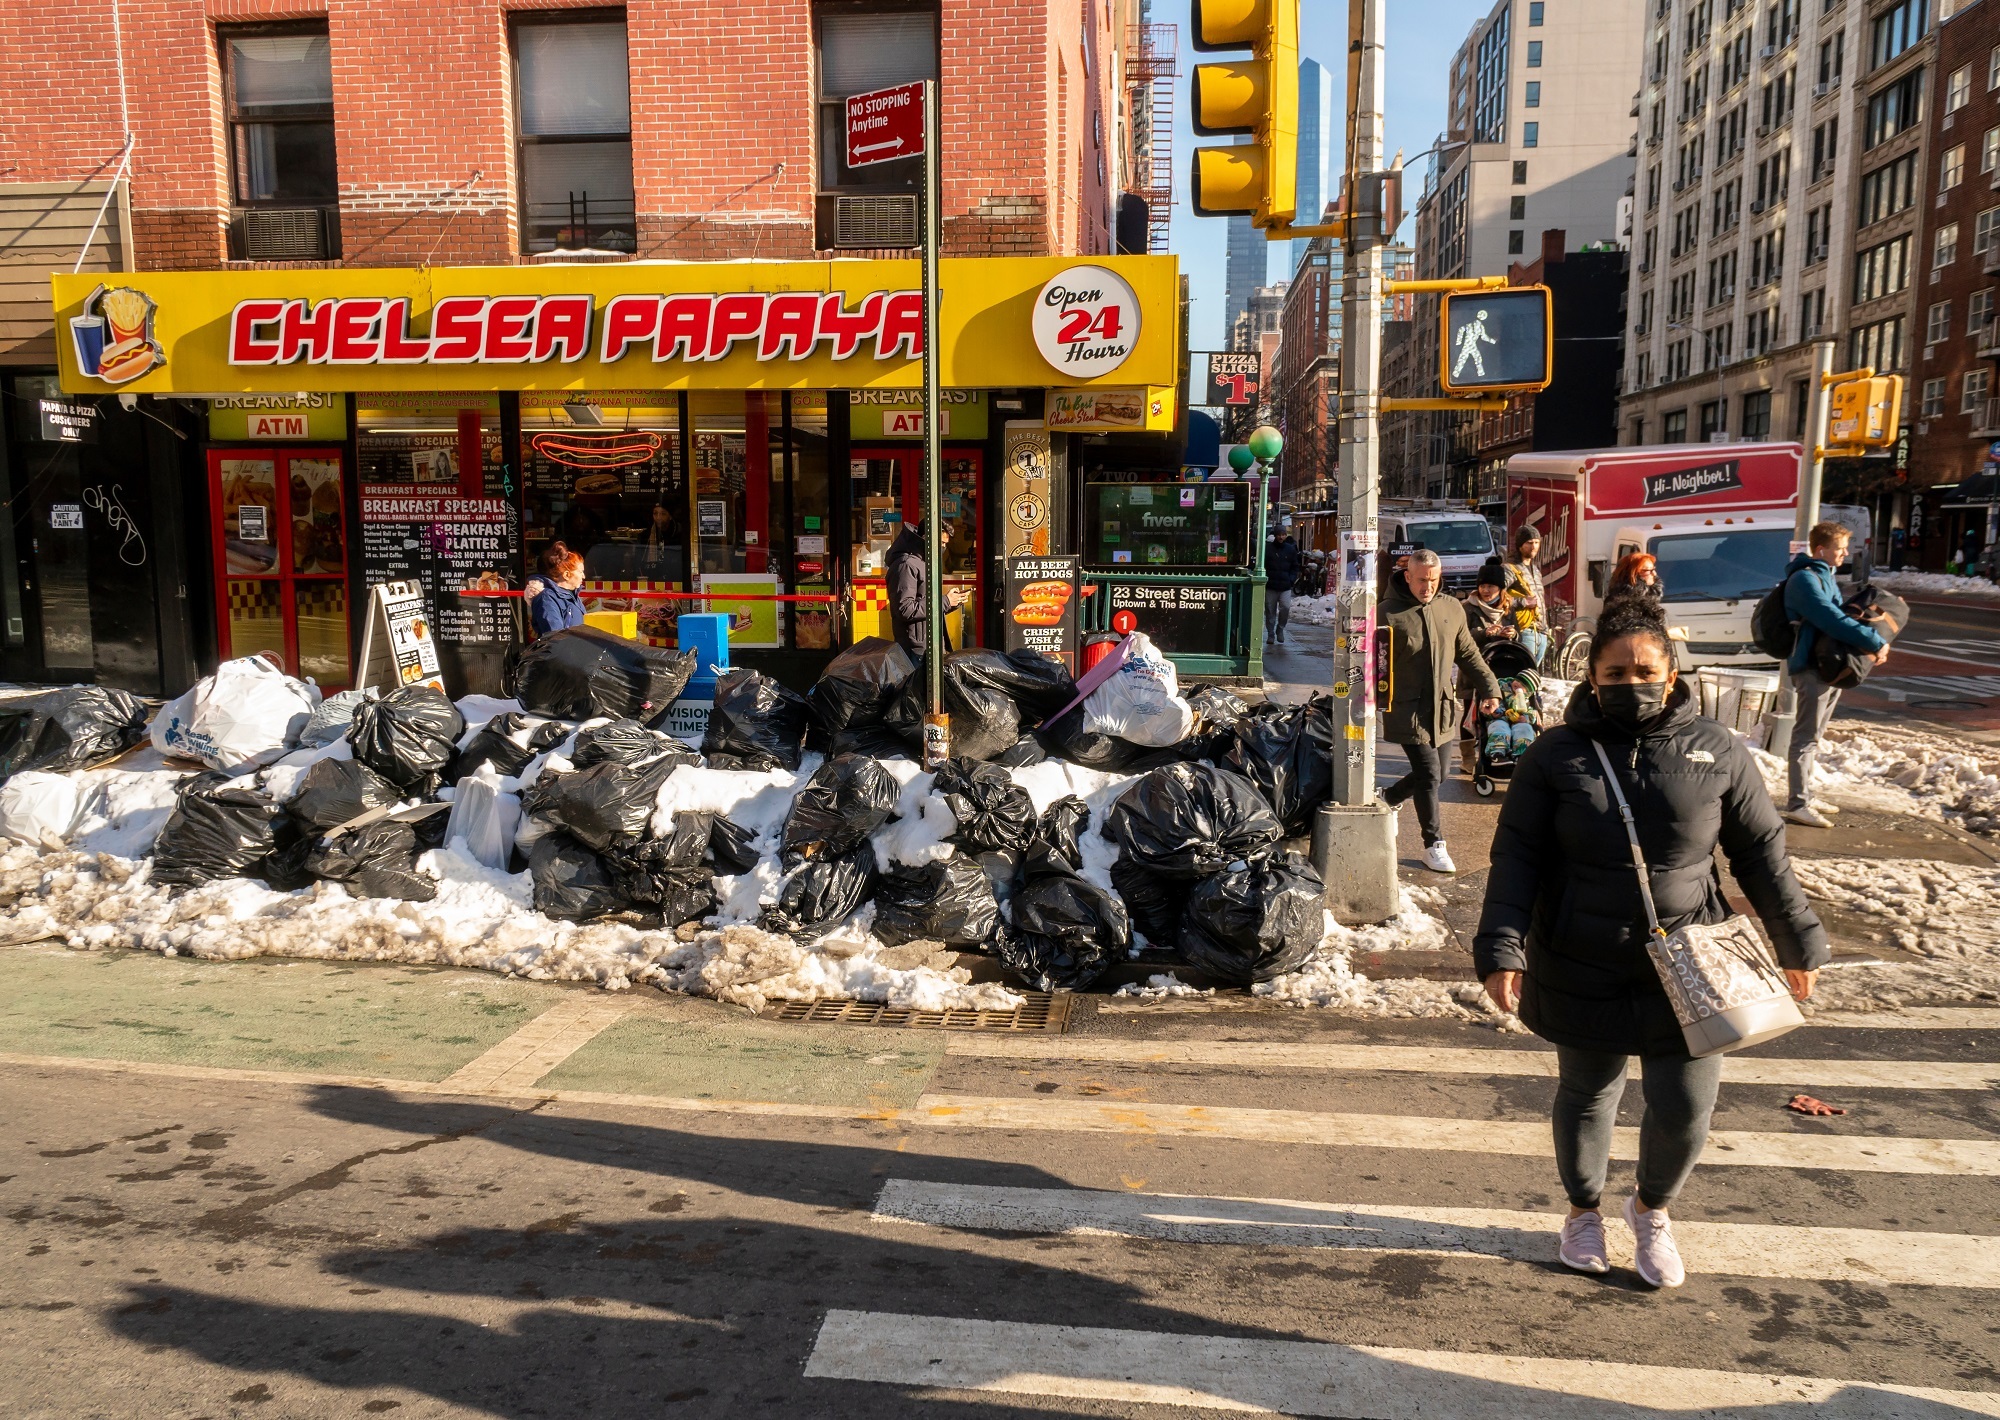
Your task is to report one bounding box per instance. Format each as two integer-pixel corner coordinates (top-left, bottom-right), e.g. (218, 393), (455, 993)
(50, 259), (1180, 398)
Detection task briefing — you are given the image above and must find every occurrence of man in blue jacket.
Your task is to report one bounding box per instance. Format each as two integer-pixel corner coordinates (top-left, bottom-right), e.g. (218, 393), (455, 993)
(1780, 520), (1888, 828)
(1264, 521), (1302, 646)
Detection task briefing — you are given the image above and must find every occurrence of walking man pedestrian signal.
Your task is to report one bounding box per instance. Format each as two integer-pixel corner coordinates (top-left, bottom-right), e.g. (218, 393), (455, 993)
(1452, 309), (1498, 381)
(1439, 286), (1554, 394)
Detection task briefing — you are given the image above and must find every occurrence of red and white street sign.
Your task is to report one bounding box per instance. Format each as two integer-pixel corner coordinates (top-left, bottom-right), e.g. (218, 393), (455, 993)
(845, 82), (925, 169)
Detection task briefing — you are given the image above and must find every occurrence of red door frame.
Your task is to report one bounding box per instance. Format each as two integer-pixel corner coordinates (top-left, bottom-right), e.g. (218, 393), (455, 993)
(207, 446), (352, 687)
(852, 444), (987, 646)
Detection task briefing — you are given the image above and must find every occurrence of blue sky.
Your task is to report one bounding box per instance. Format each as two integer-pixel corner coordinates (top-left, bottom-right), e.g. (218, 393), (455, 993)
(1167, 0), (1494, 352)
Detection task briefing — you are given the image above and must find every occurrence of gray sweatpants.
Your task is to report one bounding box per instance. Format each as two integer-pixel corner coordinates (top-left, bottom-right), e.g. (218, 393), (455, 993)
(1786, 670), (1841, 811)
(1553, 1047), (1724, 1210)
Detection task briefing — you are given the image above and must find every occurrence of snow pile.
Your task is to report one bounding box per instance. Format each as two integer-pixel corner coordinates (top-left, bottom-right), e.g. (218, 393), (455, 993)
(1289, 594), (1342, 627)
(1252, 885), (1507, 1022)
(1791, 855), (2000, 1010)
(1872, 570), (2000, 601)
(1112, 973), (1214, 999)
(1730, 720), (2000, 835)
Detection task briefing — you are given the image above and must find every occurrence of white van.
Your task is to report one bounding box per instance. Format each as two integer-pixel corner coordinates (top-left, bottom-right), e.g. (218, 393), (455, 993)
(1377, 502), (1498, 595)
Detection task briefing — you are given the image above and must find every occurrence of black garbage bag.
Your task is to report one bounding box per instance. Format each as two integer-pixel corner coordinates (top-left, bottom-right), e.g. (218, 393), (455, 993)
(1031, 796), (1090, 870)
(1221, 696), (1335, 837)
(873, 855), (1001, 948)
(571, 718), (698, 770)
(702, 669), (811, 770)
(151, 772), (294, 891)
(763, 842), (877, 935)
(1110, 858), (1188, 950)
(520, 757), (676, 851)
(651, 809), (717, 869)
(707, 816), (760, 875)
(1185, 685), (1250, 724)
(782, 753), (899, 859)
(990, 733), (1049, 768)
(0, 685), (150, 782)
(1103, 761), (1283, 878)
(933, 757), (1035, 855)
(996, 846), (1130, 991)
(809, 637), (918, 737)
(288, 757), (404, 834)
(347, 686), (465, 795)
(1177, 852), (1326, 985)
(975, 849), (1022, 906)
(445, 713), (567, 785)
(1036, 703), (1196, 774)
(921, 648), (1080, 762)
(600, 837), (716, 925)
(305, 819), (438, 902)
(508, 626), (697, 722)
(529, 831), (628, 922)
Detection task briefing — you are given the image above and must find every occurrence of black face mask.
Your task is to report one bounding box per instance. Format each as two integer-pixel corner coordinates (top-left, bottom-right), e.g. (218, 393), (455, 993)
(1595, 679), (1670, 731)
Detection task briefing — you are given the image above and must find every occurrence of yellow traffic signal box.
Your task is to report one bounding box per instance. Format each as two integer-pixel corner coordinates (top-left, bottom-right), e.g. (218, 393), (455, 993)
(1438, 286), (1554, 394)
(1826, 374), (1902, 450)
(1189, 0), (1298, 228)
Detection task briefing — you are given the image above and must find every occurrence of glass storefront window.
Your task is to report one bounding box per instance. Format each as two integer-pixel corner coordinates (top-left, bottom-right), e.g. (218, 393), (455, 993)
(1086, 481), (1250, 568)
(690, 391), (785, 648)
(783, 392), (836, 650)
(521, 390), (684, 584)
(355, 392), (503, 491)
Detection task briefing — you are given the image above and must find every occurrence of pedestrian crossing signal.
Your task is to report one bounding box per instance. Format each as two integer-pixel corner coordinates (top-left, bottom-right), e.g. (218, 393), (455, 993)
(1188, 0), (1298, 228)
(1438, 286), (1553, 394)
(1826, 374), (1902, 452)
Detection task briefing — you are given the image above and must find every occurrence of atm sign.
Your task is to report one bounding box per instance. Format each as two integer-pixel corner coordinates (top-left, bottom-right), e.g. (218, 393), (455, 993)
(247, 413), (311, 438)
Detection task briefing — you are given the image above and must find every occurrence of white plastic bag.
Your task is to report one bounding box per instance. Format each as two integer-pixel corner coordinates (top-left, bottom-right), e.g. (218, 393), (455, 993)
(0, 771), (80, 845)
(150, 655), (322, 771)
(1082, 632), (1194, 747)
(448, 768), (522, 871)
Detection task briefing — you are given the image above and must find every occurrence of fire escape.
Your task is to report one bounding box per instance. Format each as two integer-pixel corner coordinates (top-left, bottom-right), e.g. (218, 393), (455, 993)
(1127, 22), (1177, 255)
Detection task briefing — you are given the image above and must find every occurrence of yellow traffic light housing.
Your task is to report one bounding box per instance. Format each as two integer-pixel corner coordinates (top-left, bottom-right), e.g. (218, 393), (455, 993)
(1189, 0), (1297, 228)
(1826, 374), (1902, 451)
(1438, 286), (1554, 394)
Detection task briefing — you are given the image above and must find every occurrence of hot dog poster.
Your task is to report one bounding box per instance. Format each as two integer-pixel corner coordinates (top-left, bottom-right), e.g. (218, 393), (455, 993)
(1003, 556), (1080, 671)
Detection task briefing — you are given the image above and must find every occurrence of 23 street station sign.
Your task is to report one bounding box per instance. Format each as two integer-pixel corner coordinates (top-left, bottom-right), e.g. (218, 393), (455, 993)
(52, 257), (1180, 396)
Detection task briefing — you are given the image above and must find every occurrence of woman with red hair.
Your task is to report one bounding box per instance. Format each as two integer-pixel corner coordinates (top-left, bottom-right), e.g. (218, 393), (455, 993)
(1609, 551), (1662, 601)
(529, 541), (587, 637)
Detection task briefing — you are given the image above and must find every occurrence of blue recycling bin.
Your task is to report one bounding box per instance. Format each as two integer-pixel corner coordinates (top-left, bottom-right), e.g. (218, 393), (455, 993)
(677, 612), (730, 696)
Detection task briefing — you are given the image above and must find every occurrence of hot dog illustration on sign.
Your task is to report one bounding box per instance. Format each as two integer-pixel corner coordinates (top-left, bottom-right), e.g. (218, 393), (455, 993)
(72, 285), (165, 385)
(1031, 265), (1142, 376)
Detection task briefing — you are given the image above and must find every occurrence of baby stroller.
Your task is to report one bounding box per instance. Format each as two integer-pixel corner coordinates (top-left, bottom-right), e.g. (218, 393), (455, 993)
(1471, 640), (1542, 798)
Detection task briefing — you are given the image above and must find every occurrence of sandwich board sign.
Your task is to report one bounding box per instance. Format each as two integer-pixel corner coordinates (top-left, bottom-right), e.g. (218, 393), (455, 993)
(356, 579), (445, 693)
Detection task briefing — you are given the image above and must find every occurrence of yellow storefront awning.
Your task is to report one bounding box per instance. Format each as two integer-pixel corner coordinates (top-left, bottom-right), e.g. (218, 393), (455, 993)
(51, 256), (1179, 400)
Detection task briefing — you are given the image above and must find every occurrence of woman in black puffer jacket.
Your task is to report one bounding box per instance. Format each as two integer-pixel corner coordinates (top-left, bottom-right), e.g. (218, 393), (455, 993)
(1474, 594), (1827, 1289)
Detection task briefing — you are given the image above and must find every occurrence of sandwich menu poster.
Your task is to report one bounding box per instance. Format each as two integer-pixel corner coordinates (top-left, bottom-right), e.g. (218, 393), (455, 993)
(1003, 556), (1080, 672)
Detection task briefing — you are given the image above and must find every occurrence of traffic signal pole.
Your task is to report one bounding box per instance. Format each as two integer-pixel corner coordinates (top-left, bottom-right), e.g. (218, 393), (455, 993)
(920, 78), (948, 766)
(1311, 0), (1400, 925)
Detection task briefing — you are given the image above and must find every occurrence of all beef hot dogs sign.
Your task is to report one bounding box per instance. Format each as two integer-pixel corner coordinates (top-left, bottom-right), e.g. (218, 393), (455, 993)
(50, 259), (1176, 397)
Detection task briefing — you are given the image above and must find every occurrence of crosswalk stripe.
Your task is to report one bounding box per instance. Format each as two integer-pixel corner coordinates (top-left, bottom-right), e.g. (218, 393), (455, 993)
(1811, 1007), (2000, 1030)
(804, 1310), (2000, 1417)
(942, 1037), (2000, 1090)
(871, 1180), (2000, 1288)
(911, 1094), (2000, 1175)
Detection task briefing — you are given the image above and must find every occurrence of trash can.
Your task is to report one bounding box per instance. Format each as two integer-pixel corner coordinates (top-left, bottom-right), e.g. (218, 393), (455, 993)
(1080, 631), (1122, 675)
(1696, 667), (1780, 735)
(659, 613), (730, 745)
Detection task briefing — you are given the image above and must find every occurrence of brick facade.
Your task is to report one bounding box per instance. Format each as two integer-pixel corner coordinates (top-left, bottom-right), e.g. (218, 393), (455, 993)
(3, 0), (1116, 281)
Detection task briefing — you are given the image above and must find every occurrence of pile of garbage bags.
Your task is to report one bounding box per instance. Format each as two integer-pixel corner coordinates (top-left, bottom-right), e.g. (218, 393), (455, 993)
(7, 623), (1342, 994)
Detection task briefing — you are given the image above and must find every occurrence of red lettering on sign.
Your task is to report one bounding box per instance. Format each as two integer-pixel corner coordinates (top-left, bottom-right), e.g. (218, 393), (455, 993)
(759, 292), (821, 359)
(818, 292), (884, 359)
(656, 295), (712, 361)
(379, 299), (431, 363)
(329, 298), (385, 364)
(229, 300), (284, 364)
(534, 294), (592, 362)
(429, 297), (488, 363)
(876, 291), (924, 359)
(1057, 308), (1093, 344)
(279, 299), (334, 364)
(600, 294), (661, 362)
(707, 293), (767, 359)
(482, 295), (537, 362)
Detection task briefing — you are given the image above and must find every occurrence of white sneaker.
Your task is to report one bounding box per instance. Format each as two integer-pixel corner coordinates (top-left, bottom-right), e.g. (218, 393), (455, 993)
(1422, 842), (1457, 874)
(1624, 1195), (1686, 1288)
(1810, 799), (1841, 815)
(1558, 1210), (1610, 1274)
(1782, 805), (1834, 829)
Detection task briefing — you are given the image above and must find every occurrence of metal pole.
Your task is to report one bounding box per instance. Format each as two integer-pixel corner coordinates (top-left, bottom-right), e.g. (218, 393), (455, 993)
(1310, 0), (1399, 925)
(1795, 339), (1835, 542)
(920, 78), (947, 764)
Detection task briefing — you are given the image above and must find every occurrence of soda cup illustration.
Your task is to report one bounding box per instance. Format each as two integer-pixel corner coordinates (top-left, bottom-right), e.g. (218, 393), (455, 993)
(69, 315), (106, 376)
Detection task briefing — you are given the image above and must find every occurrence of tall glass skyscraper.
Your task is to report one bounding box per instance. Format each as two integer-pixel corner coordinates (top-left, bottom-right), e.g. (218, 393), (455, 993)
(1292, 58), (1328, 279)
(1223, 214), (1264, 350)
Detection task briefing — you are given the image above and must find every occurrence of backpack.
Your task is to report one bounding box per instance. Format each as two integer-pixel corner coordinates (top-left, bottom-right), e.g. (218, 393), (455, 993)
(1749, 571), (1799, 660)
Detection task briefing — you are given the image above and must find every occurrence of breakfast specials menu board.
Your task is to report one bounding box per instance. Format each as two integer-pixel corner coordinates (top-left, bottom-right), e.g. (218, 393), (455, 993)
(359, 487), (517, 647)
(1003, 556), (1080, 672)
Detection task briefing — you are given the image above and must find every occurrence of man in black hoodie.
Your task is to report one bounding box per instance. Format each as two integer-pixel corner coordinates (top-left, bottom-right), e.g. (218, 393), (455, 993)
(886, 516), (966, 663)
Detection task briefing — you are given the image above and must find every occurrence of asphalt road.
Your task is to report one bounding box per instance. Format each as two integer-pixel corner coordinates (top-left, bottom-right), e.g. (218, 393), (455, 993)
(1841, 595), (2000, 736)
(3, 951), (1999, 1419)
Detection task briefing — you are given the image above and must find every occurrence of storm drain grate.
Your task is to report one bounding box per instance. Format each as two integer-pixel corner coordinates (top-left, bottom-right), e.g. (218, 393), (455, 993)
(765, 992), (1067, 1033)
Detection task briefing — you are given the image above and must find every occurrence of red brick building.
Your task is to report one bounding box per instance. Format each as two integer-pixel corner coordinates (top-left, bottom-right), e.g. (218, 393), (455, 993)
(0, 1), (1197, 696)
(1908, 0), (2000, 565)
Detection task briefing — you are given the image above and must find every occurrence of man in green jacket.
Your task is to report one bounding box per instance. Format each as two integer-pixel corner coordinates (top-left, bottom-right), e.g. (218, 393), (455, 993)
(1381, 548), (1502, 874)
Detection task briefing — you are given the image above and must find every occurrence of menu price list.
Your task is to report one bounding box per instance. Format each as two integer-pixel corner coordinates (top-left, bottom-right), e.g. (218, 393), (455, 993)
(359, 487), (517, 647)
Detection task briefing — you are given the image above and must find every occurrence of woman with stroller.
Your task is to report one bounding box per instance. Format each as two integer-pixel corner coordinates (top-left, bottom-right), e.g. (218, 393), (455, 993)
(1458, 561), (1517, 773)
(1473, 592), (1827, 1288)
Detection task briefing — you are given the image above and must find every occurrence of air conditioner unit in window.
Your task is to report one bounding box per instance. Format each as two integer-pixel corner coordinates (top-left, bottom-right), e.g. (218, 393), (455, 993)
(1751, 198), (1766, 212)
(1674, 178), (1686, 192)
(1813, 81), (1830, 97)
(1759, 44), (1777, 59)
(235, 207), (330, 261)
(1634, 323), (1649, 335)
(826, 194), (920, 250)
(1756, 123), (1771, 136)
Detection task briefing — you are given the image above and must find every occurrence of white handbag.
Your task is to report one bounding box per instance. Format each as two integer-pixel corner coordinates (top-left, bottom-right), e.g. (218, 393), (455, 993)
(1591, 739), (1805, 1057)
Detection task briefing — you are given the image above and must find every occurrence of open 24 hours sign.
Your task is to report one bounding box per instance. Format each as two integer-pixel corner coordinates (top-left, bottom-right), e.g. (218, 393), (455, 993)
(50, 258), (1179, 399)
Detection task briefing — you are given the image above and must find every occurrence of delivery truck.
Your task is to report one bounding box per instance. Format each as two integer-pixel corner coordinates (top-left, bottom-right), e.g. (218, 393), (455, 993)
(1505, 442), (1816, 679)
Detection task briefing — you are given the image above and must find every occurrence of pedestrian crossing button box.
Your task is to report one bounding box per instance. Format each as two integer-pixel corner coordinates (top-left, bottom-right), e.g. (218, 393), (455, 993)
(1439, 285), (1553, 394)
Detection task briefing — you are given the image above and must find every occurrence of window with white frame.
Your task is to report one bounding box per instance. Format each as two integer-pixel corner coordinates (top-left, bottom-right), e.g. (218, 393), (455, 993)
(1990, 44), (2000, 90)
(1972, 288), (1995, 337)
(1940, 144), (1964, 192)
(1974, 206), (2000, 258)
(1849, 315), (1906, 373)
(1984, 126), (2000, 174)
(1946, 64), (1971, 114)
(1965, 369), (1991, 415)
(1920, 377), (1944, 418)
(1934, 221), (1958, 268)
(1926, 300), (1951, 345)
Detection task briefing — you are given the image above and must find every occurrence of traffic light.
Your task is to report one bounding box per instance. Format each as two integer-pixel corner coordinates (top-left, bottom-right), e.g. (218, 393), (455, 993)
(1826, 374), (1903, 450)
(1189, 0), (1298, 228)
(1438, 286), (1553, 394)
